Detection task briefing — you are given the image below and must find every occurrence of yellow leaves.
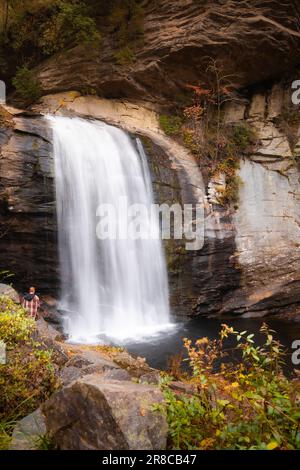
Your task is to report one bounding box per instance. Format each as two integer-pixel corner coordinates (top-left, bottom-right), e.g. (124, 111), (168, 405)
(200, 438), (215, 450)
(195, 337), (209, 346)
(220, 324), (235, 339)
(183, 105), (204, 122)
(225, 381), (239, 389)
(68, 91), (79, 100)
(267, 441), (279, 450)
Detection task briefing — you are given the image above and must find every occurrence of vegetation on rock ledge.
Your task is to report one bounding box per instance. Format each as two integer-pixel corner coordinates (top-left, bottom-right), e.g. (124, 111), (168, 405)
(0, 296), (58, 449)
(158, 63), (257, 206)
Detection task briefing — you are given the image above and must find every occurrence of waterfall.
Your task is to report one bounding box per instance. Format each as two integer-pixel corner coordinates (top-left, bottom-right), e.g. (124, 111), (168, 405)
(49, 116), (172, 343)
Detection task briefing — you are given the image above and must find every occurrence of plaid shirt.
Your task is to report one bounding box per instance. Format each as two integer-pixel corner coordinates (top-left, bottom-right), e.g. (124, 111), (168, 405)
(22, 295), (40, 319)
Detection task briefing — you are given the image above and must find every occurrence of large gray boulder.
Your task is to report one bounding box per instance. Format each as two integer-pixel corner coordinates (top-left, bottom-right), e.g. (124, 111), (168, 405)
(42, 374), (167, 450)
(33, 318), (68, 367)
(35, 317), (62, 342)
(9, 408), (46, 450)
(59, 350), (125, 386)
(0, 283), (19, 303)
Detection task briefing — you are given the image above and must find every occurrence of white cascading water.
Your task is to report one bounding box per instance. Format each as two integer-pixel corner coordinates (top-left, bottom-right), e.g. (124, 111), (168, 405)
(49, 116), (172, 343)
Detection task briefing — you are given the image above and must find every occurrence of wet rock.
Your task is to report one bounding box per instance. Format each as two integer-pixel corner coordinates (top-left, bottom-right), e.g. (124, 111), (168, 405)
(43, 374), (168, 450)
(0, 112), (57, 294)
(39, 296), (62, 325)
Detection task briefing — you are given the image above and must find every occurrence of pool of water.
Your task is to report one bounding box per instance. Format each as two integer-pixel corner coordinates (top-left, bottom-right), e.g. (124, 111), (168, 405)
(121, 316), (300, 373)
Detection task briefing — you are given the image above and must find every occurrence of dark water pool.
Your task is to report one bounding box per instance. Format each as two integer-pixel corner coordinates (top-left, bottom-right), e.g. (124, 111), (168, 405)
(123, 316), (300, 373)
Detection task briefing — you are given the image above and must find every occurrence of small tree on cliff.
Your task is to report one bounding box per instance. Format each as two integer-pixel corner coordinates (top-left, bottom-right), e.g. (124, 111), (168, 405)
(184, 57), (243, 162)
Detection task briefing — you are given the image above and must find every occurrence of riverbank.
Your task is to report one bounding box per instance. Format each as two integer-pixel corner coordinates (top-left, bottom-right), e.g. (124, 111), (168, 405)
(1, 293), (300, 451)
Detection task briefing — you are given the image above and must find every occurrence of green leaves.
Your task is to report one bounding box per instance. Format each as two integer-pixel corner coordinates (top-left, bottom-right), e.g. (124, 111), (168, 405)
(12, 65), (41, 103)
(157, 324), (300, 450)
(0, 296), (58, 434)
(37, 0), (101, 56)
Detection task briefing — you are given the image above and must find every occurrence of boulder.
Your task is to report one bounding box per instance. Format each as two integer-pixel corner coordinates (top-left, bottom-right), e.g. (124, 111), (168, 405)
(139, 370), (161, 385)
(9, 408), (46, 450)
(42, 374), (168, 450)
(35, 317), (62, 342)
(34, 318), (68, 366)
(59, 351), (123, 386)
(39, 296), (62, 325)
(0, 283), (19, 303)
(113, 351), (152, 378)
(100, 368), (132, 381)
(60, 365), (132, 387)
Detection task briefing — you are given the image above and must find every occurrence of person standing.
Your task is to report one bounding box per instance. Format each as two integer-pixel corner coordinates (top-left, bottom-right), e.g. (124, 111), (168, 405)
(22, 286), (40, 320)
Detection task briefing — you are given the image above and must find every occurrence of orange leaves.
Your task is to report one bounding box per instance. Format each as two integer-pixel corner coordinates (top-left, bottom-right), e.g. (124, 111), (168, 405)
(183, 104), (203, 121)
(185, 83), (211, 96)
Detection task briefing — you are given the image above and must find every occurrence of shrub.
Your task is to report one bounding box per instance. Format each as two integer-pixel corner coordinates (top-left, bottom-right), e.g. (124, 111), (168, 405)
(219, 174), (243, 206)
(113, 46), (135, 65)
(0, 297), (35, 348)
(228, 122), (256, 153)
(12, 65), (41, 103)
(108, 0), (144, 45)
(37, 0), (101, 55)
(9, 1), (101, 56)
(156, 324), (300, 450)
(0, 296), (58, 427)
(182, 129), (199, 153)
(274, 107), (300, 151)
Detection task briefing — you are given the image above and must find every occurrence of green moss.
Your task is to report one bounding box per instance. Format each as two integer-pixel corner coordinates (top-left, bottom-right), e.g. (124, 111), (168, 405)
(79, 86), (97, 96)
(140, 136), (153, 154)
(159, 115), (183, 136)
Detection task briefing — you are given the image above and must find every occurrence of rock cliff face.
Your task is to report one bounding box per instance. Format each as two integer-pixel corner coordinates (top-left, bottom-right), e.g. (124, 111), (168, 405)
(1, 76), (300, 319)
(35, 0), (300, 105)
(0, 108), (58, 292)
(195, 79), (300, 319)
